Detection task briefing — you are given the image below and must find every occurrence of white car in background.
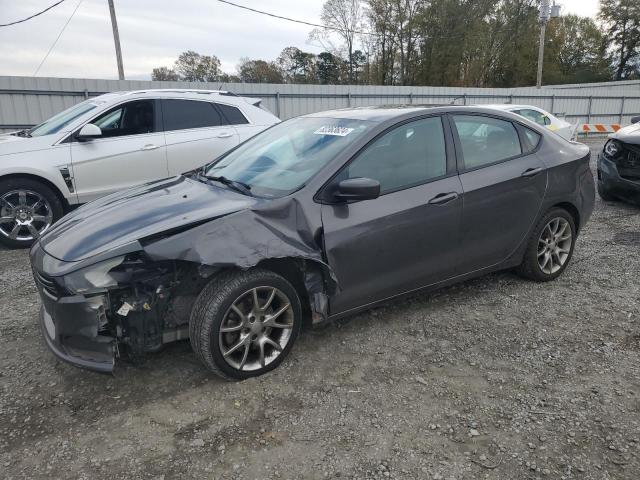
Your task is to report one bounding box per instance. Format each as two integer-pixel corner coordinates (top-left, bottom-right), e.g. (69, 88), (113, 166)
(485, 104), (578, 141)
(0, 89), (280, 248)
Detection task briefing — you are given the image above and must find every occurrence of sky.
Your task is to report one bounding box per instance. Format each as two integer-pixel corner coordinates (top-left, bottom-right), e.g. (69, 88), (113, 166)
(0, 0), (602, 80)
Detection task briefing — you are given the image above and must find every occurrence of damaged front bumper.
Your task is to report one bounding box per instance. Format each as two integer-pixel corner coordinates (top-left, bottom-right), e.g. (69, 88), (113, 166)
(39, 300), (115, 373)
(32, 242), (116, 373)
(598, 152), (640, 203)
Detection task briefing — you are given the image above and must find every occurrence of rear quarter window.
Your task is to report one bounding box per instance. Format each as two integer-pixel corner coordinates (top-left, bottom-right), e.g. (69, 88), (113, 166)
(216, 103), (249, 125)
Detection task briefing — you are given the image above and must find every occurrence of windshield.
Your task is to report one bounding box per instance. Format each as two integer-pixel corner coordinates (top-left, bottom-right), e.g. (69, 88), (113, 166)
(29, 101), (98, 137)
(205, 117), (372, 197)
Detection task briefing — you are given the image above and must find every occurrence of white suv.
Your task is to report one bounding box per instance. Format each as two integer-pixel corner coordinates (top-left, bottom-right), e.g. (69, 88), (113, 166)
(0, 89), (280, 248)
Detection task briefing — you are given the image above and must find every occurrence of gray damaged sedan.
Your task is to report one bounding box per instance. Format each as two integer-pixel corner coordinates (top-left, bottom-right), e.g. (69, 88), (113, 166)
(30, 106), (595, 379)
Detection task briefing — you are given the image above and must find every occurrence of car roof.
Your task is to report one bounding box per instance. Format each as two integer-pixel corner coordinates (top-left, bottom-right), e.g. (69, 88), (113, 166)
(91, 89), (252, 104)
(482, 104), (546, 112)
(300, 104), (537, 124)
(302, 105), (453, 122)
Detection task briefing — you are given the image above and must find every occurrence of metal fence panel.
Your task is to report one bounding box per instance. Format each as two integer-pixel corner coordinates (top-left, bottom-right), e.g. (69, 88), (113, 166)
(1, 75), (639, 132)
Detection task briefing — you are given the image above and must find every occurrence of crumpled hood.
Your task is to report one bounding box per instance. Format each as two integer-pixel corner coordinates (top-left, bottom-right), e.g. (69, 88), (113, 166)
(40, 176), (259, 262)
(611, 123), (640, 144)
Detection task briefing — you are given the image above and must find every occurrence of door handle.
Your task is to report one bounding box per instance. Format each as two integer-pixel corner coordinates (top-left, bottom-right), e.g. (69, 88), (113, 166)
(217, 132), (233, 138)
(428, 192), (459, 205)
(140, 144), (159, 151)
(521, 167), (543, 177)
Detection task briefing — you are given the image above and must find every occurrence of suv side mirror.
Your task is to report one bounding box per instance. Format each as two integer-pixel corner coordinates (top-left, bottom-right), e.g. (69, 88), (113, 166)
(631, 116), (640, 125)
(76, 124), (102, 141)
(334, 177), (381, 202)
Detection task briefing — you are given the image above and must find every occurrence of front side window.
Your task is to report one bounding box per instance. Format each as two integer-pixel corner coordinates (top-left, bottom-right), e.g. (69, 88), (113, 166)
(89, 100), (155, 138)
(205, 117), (372, 197)
(344, 117), (447, 194)
(29, 101), (98, 137)
(453, 115), (522, 169)
(162, 99), (224, 131)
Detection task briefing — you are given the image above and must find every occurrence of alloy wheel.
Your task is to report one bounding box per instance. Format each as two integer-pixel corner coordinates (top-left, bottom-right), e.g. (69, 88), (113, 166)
(537, 217), (572, 275)
(0, 189), (54, 242)
(218, 286), (294, 372)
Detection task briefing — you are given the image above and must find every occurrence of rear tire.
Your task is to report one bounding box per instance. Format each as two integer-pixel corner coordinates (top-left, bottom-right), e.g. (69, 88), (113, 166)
(189, 268), (302, 380)
(597, 182), (617, 202)
(516, 208), (576, 282)
(0, 178), (64, 249)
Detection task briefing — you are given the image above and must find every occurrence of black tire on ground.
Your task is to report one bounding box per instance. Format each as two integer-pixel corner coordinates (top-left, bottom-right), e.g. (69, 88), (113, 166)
(189, 268), (302, 380)
(516, 207), (577, 282)
(0, 177), (64, 249)
(597, 182), (617, 202)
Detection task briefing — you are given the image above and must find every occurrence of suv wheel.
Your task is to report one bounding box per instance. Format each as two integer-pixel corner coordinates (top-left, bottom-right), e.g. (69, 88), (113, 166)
(189, 269), (302, 380)
(0, 178), (63, 248)
(516, 208), (576, 282)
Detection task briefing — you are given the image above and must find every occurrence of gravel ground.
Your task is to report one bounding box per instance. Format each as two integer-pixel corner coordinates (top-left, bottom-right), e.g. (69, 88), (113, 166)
(1, 139), (639, 480)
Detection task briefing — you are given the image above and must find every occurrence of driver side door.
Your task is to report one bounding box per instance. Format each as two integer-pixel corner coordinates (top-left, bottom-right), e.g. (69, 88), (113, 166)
(70, 99), (168, 203)
(321, 116), (464, 314)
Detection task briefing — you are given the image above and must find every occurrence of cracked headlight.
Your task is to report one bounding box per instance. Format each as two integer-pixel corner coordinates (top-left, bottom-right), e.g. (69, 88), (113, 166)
(604, 140), (622, 158)
(63, 256), (126, 294)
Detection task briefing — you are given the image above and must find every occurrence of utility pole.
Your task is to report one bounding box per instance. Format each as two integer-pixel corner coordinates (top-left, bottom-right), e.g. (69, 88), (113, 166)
(107, 0), (125, 80)
(536, 0), (561, 89)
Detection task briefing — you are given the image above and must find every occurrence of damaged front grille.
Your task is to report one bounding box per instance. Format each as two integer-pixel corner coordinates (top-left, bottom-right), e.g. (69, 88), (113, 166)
(617, 144), (640, 181)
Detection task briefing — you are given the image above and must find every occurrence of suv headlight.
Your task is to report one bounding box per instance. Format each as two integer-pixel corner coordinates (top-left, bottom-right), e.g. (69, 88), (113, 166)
(604, 140), (622, 158)
(63, 256), (125, 294)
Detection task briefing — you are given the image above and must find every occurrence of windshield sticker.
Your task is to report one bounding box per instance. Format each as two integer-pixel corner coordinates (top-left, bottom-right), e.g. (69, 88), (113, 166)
(314, 126), (355, 137)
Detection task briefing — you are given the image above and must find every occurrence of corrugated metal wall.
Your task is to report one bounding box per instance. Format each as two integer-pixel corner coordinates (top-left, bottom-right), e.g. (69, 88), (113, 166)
(1, 75), (639, 133)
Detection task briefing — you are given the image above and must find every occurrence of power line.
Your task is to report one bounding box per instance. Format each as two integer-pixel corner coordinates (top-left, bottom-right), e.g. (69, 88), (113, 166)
(215, 0), (377, 36)
(0, 0), (67, 27)
(33, 0), (83, 76)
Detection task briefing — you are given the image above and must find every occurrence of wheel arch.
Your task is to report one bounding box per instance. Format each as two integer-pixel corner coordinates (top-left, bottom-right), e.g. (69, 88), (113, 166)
(0, 173), (70, 210)
(551, 201), (580, 232)
(255, 258), (314, 328)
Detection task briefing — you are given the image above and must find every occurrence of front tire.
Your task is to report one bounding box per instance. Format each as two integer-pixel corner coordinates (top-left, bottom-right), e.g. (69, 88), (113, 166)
(516, 208), (576, 282)
(0, 178), (64, 249)
(189, 268), (302, 380)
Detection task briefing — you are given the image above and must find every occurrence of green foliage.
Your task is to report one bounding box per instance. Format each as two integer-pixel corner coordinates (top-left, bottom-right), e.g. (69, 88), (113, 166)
(151, 0), (633, 86)
(599, 0), (640, 79)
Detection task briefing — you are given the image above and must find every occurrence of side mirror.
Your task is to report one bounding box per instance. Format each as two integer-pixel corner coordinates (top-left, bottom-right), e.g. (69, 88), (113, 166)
(334, 177), (381, 202)
(76, 124), (102, 141)
(631, 116), (640, 125)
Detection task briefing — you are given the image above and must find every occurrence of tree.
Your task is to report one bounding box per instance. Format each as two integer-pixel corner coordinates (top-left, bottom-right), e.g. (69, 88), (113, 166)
(599, 0), (640, 80)
(316, 52), (343, 84)
(320, 0), (364, 82)
(173, 50), (223, 82)
(544, 15), (612, 84)
(238, 58), (284, 83)
(277, 47), (317, 83)
(151, 66), (179, 81)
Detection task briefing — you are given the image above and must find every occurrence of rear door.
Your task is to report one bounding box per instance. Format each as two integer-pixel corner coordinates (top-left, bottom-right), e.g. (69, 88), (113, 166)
(321, 116), (463, 314)
(70, 99), (168, 203)
(451, 114), (547, 273)
(162, 99), (239, 175)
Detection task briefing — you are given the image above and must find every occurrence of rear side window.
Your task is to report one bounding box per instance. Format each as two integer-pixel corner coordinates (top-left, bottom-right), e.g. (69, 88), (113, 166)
(521, 127), (541, 153)
(452, 115), (522, 169)
(216, 103), (249, 125)
(162, 99), (224, 131)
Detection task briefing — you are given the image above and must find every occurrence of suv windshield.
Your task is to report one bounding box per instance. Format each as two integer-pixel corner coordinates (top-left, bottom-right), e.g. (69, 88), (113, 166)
(205, 117), (372, 197)
(29, 101), (98, 137)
